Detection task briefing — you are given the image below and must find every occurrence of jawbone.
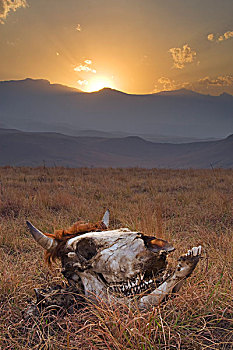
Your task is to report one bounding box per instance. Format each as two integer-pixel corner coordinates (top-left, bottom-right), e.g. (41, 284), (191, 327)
(139, 246), (202, 308)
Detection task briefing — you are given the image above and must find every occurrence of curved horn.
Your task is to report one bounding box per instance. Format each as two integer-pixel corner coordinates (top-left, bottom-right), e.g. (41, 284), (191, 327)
(26, 221), (57, 250)
(102, 209), (110, 228)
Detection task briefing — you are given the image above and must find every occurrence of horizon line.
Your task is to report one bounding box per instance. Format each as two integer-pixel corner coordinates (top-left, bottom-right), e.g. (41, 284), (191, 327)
(1, 77), (232, 97)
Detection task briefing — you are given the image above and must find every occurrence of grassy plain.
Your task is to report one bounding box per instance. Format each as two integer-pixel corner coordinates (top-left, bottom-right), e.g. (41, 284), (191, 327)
(0, 167), (232, 349)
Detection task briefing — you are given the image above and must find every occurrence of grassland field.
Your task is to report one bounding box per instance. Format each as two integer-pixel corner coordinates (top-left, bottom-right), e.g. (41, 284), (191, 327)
(0, 167), (232, 349)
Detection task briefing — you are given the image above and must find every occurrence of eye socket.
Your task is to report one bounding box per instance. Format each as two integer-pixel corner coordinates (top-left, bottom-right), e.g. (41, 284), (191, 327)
(141, 234), (175, 253)
(76, 238), (97, 260)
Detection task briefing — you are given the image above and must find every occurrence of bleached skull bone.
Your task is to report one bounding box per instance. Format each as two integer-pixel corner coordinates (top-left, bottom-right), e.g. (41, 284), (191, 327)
(26, 211), (202, 308)
(62, 228), (174, 299)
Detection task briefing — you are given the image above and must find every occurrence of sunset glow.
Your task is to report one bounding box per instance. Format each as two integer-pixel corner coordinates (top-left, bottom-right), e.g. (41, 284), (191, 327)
(0, 0), (232, 95)
(79, 76), (115, 92)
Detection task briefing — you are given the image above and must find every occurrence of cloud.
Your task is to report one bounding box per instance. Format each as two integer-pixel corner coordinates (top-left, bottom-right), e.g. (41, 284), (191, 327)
(74, 65), (96, 73)
(198, 75), (233, 87)
(218, 35), (224, 42)
(169, 44), (197, 69)
(208, 30), (233, 42)
(153, 77), (189, 92)
(155, 77), (177, 91)
(77, 80), (88, 86)
(84, 60), (92, 65)
(74, 60), (96, 74)
(207, 33), (214, 41)
(0, 0), (27, 23)
(218, 30), (233, 42)
(153, 75), (233, 95)
(223, 31), (233, 40)
(76, 24), (81, 32)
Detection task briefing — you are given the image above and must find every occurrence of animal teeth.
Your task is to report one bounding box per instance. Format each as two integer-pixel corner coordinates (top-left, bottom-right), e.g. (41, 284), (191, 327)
(109, 272), (157, 297)
(68, 252), (76, 258)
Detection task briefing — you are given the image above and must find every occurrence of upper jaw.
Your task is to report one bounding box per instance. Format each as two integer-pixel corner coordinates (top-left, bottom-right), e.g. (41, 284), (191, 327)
(107, 272), (156, 297)
(93, 267), (167, 298)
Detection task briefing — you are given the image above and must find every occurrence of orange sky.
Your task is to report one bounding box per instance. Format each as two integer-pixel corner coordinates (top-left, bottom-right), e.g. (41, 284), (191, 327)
(0, 0), (233, 95)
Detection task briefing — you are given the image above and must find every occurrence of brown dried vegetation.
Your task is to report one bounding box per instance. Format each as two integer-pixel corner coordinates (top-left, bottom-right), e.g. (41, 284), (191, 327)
(0, 167), (232, 349)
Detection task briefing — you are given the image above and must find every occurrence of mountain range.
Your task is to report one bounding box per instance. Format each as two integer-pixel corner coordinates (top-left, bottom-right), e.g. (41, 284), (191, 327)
(0, 128), (232, 168)
(0, 78), (232, 140)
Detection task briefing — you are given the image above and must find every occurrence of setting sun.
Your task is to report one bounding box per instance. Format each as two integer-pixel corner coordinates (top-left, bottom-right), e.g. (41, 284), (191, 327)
(79, 76), (115, 92)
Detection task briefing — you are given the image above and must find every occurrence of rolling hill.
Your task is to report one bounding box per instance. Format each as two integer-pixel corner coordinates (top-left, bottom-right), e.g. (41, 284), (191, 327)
(0, 128), (232, 168)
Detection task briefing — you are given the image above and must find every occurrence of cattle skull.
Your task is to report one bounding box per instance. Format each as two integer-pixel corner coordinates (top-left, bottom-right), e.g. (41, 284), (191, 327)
(26, 211), (201, 308)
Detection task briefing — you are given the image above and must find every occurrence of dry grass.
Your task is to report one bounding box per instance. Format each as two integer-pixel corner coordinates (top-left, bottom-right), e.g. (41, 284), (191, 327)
(0, 167), (232, 349)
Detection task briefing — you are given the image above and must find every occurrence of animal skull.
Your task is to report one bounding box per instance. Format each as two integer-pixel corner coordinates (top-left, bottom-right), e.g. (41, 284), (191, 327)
(26, 211), (202, 308)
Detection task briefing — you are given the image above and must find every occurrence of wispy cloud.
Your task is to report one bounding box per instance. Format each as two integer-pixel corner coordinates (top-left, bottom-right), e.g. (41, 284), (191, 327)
(208, 30), (233, 42)
(84, 60), (92, 65)
(198, 75), (233, 87)
(76, 24), (82, 32)
(218, 30), (233, 42)
(207, 33), (214, 41)
(77, 80), (88, 86)
(153, 77), (188, 92)
(0, 0), (27, 23)
(154, 77), (178, 92)
(169, 44), (197, 69)
(74, 59), (96, 74)
(154, 75), (233, 95)
(74, 60), (96, 90)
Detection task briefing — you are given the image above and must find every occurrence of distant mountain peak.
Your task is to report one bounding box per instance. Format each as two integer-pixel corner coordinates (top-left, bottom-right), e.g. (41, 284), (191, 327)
(219, 92), (233, 99)
(155, 88), (204, 97)
(92, 87), (128, 95)
(23, 77), (49, 84)
(0, 77), (82, 93)
(2, 77), (51, 85)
